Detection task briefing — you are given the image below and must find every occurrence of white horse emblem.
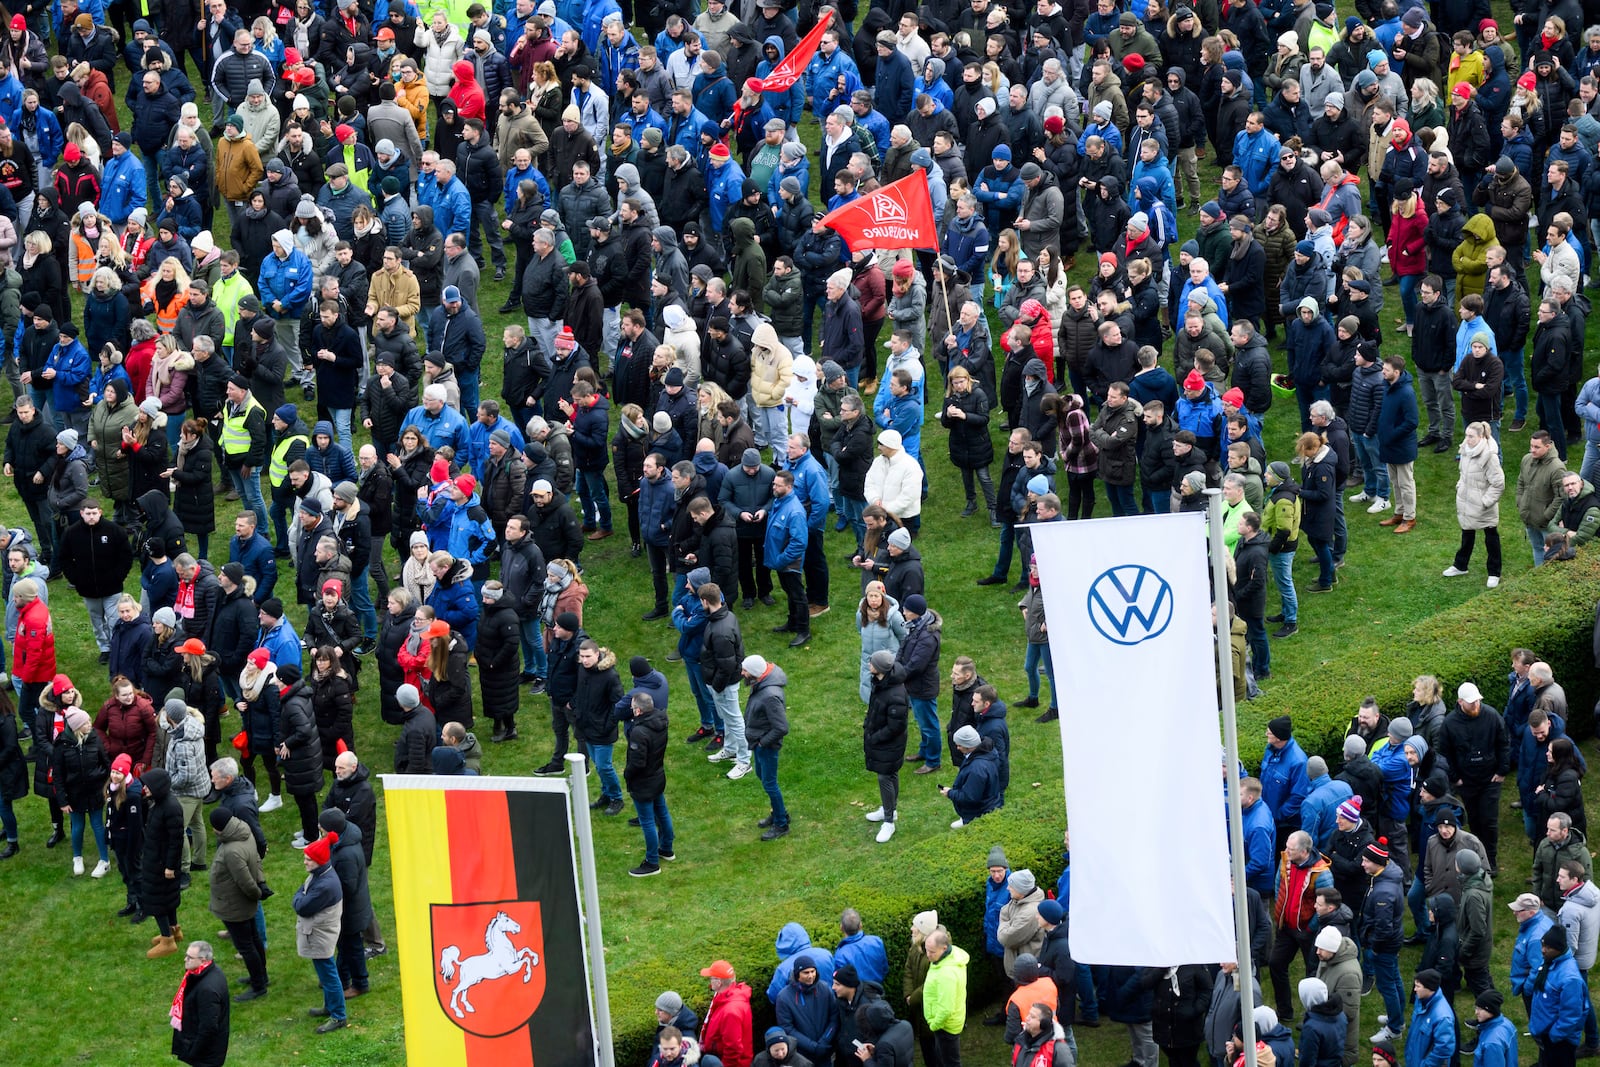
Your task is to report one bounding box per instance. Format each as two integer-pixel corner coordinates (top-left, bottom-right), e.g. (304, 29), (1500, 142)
(437, 910), (541, 1019)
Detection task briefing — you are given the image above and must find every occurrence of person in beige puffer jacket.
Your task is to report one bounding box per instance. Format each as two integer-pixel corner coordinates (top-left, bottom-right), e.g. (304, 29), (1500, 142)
(748, 322), (794, 451)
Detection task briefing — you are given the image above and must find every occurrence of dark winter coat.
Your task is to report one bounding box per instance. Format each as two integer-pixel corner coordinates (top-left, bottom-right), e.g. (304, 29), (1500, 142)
(421, 635), (474, 729)
(863, 671), (910, 776)
(277, 681), (324, 798)
(139, 767), (185, 913)
(475, 600), (522, 721)
(624, 701), (669, 802)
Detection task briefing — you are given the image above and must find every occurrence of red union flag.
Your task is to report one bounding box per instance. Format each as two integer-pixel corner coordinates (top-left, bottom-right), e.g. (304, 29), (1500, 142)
(757, 7), (834, 94)
(821, 172), (940, 252)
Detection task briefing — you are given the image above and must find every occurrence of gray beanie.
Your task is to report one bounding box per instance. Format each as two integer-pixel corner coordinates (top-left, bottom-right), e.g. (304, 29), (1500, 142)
(986, 844), (1009, 868)
(887, 527), (912, 550)
(656, 991), (684, 1014)
(953, 725), (982, 749)
(164, 698), (187, 722)
(397, 684), (421, 710)
(1387, 718), (1414, 741)
(1008, 869), (1036, 894)
(821, 360), (846, 381)
(1343, 734), (1368, 760)
(780, 176), (802, 196)
(1456, 849), (1483, 875)
(1306, 755), (1328, 780)
(741, 448), (762, 467)
(152, 607), (177, 629)
(869, 649), (897, 674)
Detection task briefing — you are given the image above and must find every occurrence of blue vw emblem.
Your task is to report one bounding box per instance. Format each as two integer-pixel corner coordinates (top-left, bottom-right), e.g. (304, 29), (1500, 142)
(1086, 565), (1174, 646)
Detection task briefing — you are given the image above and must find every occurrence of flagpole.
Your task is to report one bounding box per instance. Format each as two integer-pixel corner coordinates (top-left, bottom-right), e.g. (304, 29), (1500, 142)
(1204, 488), (1257, 1067)
(565, 753), (615, 1067)
(936, 264), (954, 374)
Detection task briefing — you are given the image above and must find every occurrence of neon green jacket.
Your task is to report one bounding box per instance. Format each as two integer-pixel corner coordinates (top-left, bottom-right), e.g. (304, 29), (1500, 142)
(212, 271), (255, 348)
(923, 944), (970, 1034)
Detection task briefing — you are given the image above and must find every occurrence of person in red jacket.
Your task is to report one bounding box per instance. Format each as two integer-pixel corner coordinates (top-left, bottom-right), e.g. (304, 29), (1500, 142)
(14, 578), (55, 731)
(1386, 177), (1429, 334)
(449, 60), (486, 121)
(700, 959), (754, 1067)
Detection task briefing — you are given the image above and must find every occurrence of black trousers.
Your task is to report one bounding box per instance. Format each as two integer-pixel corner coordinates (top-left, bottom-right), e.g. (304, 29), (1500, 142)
(778, 568), (808, 633)
(1268, 925), (1317, 1017)
(737, 536), (772, 600)
(1457, 779), (1502, 867)
(646, 543), (670, 612)
(802, 526), (829, 607)
(225, 916), (268, 992)
(1541, 1038), (1578, 1067)
(929, 1030), (962, 1067)
(292, 791), (320, 842)
(550, 702), (573, 761)
(1379, 816), (1411, 882)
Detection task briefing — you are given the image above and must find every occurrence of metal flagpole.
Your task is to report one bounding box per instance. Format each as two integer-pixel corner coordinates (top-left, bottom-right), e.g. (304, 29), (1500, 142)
(1205, 488), (1258, 1067)
(566, 753), (616, 1067)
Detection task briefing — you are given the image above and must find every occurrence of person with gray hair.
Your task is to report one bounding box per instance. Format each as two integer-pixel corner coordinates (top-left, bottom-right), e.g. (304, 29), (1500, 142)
(170, 937), (233, 1058)
(1267, 828), (1333, 1021)
(521, 226), (569, 361)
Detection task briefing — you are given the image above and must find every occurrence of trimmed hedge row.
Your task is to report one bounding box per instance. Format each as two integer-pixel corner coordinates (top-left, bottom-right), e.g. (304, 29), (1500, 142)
(607, 786), (1068, 1063)
(1241, 552), (1600, 766)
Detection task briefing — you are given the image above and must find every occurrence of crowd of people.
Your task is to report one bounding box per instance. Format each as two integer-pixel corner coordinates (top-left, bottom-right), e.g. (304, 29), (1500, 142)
(0, 0), (1592, 1061)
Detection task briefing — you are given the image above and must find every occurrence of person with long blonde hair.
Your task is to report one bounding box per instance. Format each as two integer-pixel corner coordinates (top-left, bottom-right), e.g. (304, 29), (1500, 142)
(989, 229), (1022, 309)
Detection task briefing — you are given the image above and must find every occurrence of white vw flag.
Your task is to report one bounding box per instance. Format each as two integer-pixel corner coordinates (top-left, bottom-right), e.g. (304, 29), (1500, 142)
(1030, 513), (1237, 966)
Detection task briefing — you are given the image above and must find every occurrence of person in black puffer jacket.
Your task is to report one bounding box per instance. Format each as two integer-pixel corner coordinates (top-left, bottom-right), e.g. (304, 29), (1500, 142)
(274, 664), (325, 847)
(893, 595), (944, 771)
(475, 581), (523, 741)
(938, 366), (996, 514)
(622, 688), (671, 868)
(139, 767), (186, 954)
(376, 594), (417, 725)
(51, 708), (110, 871)
(421, 622), (475, 731)
(308, 647), (355, 771)
(571, 641), (625, 811)
(317, 807), (375, 997)
(392, 683), (436, 774)
(863, 649), (909, 838)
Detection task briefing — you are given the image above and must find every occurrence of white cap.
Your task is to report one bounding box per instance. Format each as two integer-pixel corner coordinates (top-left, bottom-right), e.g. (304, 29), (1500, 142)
(877, 429), (902, 449)
(1458, 681), (1482, 703)
(741, 654), (768, 676)
(1314, 926), (1343, 953)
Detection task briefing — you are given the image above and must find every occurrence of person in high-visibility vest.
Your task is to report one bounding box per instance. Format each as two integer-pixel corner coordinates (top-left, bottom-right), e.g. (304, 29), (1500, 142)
(219, 376), (270, 534)
(267, 403), (310, 554)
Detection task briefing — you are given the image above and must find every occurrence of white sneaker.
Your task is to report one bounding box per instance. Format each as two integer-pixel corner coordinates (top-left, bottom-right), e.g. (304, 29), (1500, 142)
(1369, 1027), (1397, 1043)
(91, 859), (110, 878)
(726, 761), (752, 780)
(865, 807), (885, 823)
(260, 794), (283, 813)
(1487, 576), (1500, 588)
(1367, 497), (1391, 514)
(1377, 1016), (1389, 1028)
(876, 821), (896, 843)
(1348, 491), (1372, 503)
(950, 818), (965, 829)
(707, 748), (733, 763)
(291, 833), (308, 850)
(1442, 566), (1468, 577)
(72, 856), (84, 876)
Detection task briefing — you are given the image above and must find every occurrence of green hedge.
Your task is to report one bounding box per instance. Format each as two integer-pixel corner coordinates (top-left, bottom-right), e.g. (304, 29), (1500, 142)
(1239, 551), (1600, 769)
(607, 787), (1068, 1063)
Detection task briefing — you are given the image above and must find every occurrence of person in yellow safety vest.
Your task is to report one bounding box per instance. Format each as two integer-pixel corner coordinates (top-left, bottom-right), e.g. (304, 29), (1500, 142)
(219, 375), (270, 525)
(211, 250), (255, 357)
(268, 403), (311, 553)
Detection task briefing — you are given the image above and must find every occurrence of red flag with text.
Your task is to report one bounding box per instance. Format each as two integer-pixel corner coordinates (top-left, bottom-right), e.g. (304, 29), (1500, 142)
(756, 8), (834, 94)
(821, 172), (940, 252)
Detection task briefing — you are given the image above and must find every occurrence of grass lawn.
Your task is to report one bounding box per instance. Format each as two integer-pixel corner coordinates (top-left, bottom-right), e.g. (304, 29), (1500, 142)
(0, 1), (1592, 1061)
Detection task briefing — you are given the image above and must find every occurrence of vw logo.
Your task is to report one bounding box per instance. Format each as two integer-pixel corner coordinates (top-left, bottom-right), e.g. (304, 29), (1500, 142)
(1086, 565), (1174, 646)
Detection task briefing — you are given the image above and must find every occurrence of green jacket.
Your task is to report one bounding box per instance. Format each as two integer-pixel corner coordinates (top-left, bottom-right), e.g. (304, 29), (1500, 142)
(1222, 495), (1249, 551)
(923, 943), (970, 1035)
(1516, 451), (1566, 529)
(1457, 869), (1494, 967)
(212, 270), (256, 348)
(1262, 483), (1302, 553)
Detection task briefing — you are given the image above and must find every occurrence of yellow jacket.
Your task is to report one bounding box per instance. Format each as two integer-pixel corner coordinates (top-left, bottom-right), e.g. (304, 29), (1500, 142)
(922, 944), (969, 1035)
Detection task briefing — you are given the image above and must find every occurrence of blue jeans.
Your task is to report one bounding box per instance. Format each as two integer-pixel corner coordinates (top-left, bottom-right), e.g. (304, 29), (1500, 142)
(457, 371), (480, 417)
(327, 408), (353, 451)
(1407, 871), (1430, 937)
(1332, 497), (1347, 562)
(1268, 551), (1297, 623)
(230, 468), (270, 538)
(520, 616), (547, 677)
(1367, 948), (1404, 1030)
(753, 746), (787, 827)
(586, 742), (621, 801)
(1295, 383), (1329, 432)
(684, 657), (719, 730)
(1503, 348), (1529, 421)
(348, 564), (377, 640)
(910, 697), (942, 767)
(576, 469), (612, 530)
(69, 807), (108, 862)
(1583, 439), (1600, 487)
(1526, 522), (1550, 566)
(1024, 641), (1057, 708)
(1398, 274), (1420, 325)
(0, 792), (16, 841)
(1245, 616), (1269, 676)
(837, 494), (866, 551)
(634, 794), (674, 864)
(1105, 482), (1137, 516)
(1309, 535), (1335, 587)
(311, 955), (348, 1021)
(468, 200), (506, 270)
(990, 522), (1015, 579)
(1352, 433), (1390, 497)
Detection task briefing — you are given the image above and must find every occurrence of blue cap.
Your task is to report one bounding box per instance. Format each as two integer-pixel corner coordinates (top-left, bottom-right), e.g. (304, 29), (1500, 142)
(275, 403), (298, 424)
(1368, 49), (1387, 69)
(442, 285), (462, 303)
(992, 144), (1011, 161)
(1345, 15), (1361, 31)
(1296, 239), (1315, 256)
(765, 1027), (789, 1047)
(1027, 474), (1050, 495)
(1200, 200), (1221, 217)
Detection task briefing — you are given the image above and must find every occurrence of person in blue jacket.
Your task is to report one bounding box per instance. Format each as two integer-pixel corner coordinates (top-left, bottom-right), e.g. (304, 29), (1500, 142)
(259, 229), (314, 352)
(766, 922), (834, 1003)
(755, 37), (803, 125)
(772, 954), (838, 1062)
(834, 908), (889, 988)
(705, 142), (746, 234)
(1530, 924), (1588, 1060)
(941, 724), (1002, 827)
(1471, 989), (1519, 1067)
(981, 844), (1011, 964)
(99, 134), (147, 226)
(764, 469), (809, 637)
(429, 164), (474, 239)
(1299, 757), (1354, 854)
(942, 199), (991, 279)
(1232, 114), (1281, 201)
(402, 385), (470, 454)
(871, 32), (913, 125)
(254, 598), (302, 670)
(1238, 775), (1277, 897)
(44, 323), (90, 437)
(423, 478), (497, 588)
(1510, 893), (1556, 1009)
(1404, 968), (1457, 1067)
(804, 28), (858, 118)
(1260, 715), (1311, 846)
(426, 552), (482, 647)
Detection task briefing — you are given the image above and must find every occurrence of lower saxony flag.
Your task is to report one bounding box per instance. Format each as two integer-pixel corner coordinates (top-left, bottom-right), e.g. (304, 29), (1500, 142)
(383, 775), (597, 1067)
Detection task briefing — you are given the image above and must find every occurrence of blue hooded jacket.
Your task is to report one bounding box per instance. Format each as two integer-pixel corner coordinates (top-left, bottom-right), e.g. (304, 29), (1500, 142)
(773, 961), (839, 1060)
(44, 338), (90, 415)
(426, 566), (481, 648)
(706, 155), (747, 232)
(756, 37), (805, 125)
(99, 149), (148, 225)
(833, 930), (889, 987)
(763, 489), (807, 569)
(1299, 774), (1354, 853)
(1510, 909), (1555, 997)
(767, 923), (835, 1002)
(1531, 949), (1586, 1045)
(805, 41), (859, 115)
(1474, 1014), (1519, 1067)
